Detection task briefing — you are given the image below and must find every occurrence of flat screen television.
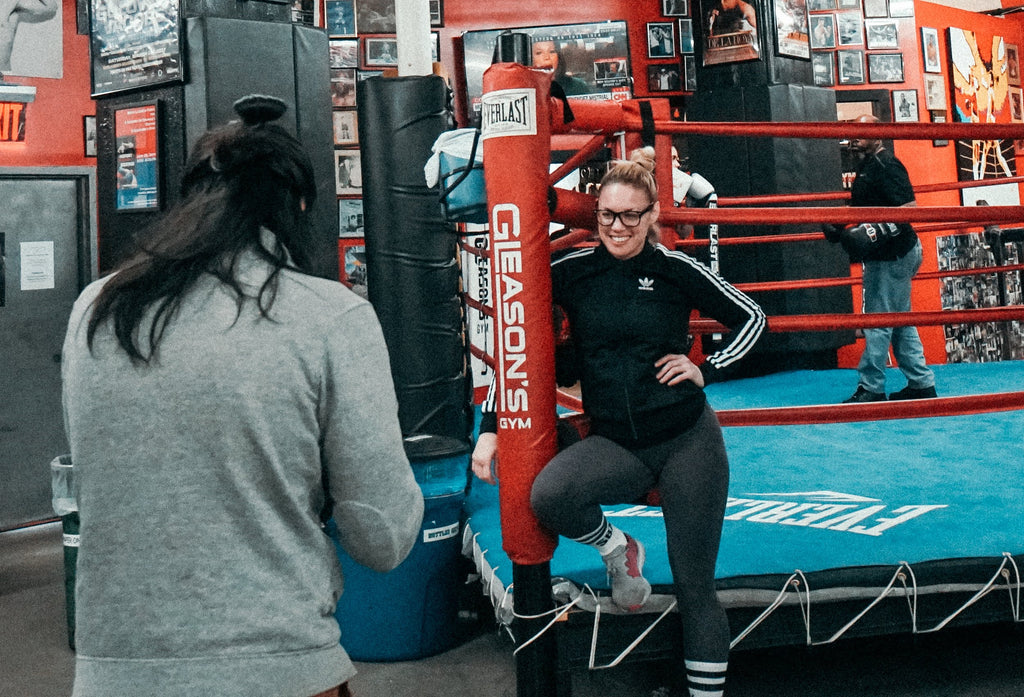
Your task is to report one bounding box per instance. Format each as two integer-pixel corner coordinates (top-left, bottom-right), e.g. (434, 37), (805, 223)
(460, 21), (632, 125)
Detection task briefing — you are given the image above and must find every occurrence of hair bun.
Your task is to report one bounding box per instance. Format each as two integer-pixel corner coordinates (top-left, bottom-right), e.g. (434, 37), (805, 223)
(233, 95), (288, 127)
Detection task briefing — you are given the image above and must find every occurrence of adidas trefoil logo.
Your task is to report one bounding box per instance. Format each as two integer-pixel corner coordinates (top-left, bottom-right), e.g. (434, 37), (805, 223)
(638, 277), (654, 291)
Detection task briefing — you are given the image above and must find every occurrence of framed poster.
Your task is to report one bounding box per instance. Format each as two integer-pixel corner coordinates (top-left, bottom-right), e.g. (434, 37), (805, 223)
(837, 49), (864, 84)
(812, 51), (835, 86)
(114, 102), (160, 211)
(836, 11), (863, 46)
(325, 0), (356, 37)
(701, 0), (760, 65)
(362, 35), (398, 68)
(338, 198), (365, 238)
(1011, 88), (1023, 122)
(865, 19), (898, 50)
(924, 73), (947, 110)
(332, 110), (358, 146)
(867, 52), (903, 83)
(342, 243), (367, 287)
(921, 26), (941, 73)
(355, 0), (395, 33)
(89, 0), (183, 96)
(893, 89), (918, 122)
(775, 0), (810, 59)
(810, 14), (836, 50)
(335, 149), (362, 196)
(648, 22), (676, 58)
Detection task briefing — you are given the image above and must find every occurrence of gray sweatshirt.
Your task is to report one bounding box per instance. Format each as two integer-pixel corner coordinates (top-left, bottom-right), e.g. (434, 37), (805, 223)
(62, 248), (424, 697)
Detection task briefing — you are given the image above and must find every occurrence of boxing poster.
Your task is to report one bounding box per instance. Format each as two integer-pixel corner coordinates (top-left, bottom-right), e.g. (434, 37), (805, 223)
(114, 103), (160, 212)
(89, 0), (182, 96)
(701, 0), (761, 65)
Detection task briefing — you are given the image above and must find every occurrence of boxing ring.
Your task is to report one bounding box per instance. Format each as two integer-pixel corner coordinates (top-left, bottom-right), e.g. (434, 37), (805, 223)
(461, 63), (1024, 693)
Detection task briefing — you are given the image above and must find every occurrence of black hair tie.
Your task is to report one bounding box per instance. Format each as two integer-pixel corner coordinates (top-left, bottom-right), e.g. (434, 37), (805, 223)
(233, 94), (287, 127)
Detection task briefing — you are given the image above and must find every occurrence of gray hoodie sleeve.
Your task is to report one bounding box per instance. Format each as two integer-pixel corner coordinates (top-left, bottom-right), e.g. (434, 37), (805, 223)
(321, 302), (424, 573)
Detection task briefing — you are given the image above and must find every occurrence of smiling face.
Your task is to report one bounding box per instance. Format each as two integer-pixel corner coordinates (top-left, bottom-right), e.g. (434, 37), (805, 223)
(531, 41), (559, 71)
(596, 182), (659, 260)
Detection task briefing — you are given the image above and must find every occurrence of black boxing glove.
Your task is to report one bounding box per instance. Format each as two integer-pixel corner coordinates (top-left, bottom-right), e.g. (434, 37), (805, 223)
(821, 223), (844, 243)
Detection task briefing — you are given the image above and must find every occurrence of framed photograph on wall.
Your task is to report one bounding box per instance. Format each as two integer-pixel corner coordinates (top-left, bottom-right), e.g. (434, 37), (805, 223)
(893, 89), (918, 122)
(429, 0), (443, 27)
(931, 110), (949, 147)
(810, 14), (836, 50)
(807, 0), (837, 10)
(83, 115), (97, 158)
(114, 102), (160, 211)
(330, 68), (357, 107)
(1011, 88), (1023, 122)
(865, 19), (898, 49)
(648, 63), (681, 91)
(325, 0), (356, 37)
(679, 19), (694, 54)
(775, 0), (811, 59)
(338, 198), (365, 238)
(647, 22), (676, 58)
(837, 0), (860, 9)
(867, 52), (903, 83)
(329, 39), (359, 68)
(862, 0), (887, 17)
(921, 27), (941, 73)
(362, 35), (398, 68)
(888, 0), (913, 17)
(924, 73), (947, 110)
(332, 110), (358, 146)
(812, 51), (835, 86)
(663, 0), (689, 16)
(836, 11), (864, 46)
(335, 149), (362, 196)
(837, 49), (865, 84)
(90, 0), (183, 96)
(1007, 43), (1020, 86)
(683, 54), (697, 90)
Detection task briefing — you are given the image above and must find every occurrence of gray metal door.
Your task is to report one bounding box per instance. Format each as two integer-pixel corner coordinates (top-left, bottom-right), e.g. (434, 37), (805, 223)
(1, 169), (96, 530)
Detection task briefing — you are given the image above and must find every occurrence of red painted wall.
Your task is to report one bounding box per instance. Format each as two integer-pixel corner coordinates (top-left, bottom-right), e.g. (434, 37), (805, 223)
(0, 1), (94, 167)
(830, 3), (1024, 367)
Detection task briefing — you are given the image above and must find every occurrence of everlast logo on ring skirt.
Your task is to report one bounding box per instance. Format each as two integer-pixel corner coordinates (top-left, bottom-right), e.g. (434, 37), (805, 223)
(481, 88), (537, 139)
(491, 204), (531, 428)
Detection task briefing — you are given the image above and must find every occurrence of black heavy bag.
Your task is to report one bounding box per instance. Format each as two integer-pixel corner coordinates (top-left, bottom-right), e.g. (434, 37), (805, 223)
(357, 76), (472, 442)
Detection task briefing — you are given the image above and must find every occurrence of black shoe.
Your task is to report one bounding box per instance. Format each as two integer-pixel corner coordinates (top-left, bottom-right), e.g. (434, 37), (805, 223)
(889, 385), (937, 400)
(843, 386), (886, 403)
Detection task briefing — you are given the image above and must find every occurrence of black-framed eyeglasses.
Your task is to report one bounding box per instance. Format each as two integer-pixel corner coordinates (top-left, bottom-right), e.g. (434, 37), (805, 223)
(594, 203), (654, 228)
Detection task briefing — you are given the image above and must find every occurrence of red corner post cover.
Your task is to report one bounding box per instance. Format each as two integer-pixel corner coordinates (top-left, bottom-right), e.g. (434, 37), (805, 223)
(481, 63), (559, 565)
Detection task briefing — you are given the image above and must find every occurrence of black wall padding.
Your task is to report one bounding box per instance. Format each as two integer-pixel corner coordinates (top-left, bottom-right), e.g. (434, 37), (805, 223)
(358, 76), (471, 443)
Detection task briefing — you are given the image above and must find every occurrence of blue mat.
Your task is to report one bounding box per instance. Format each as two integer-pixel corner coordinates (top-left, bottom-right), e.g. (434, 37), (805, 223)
(465, 362), (1024, 594)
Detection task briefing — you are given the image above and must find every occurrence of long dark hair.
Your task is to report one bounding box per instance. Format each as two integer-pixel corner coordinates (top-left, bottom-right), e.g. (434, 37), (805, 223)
(86, 95), (319, 363)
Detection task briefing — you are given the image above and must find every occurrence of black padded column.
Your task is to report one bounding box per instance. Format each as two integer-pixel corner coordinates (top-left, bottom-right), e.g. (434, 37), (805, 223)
(358, 76), (471, 442)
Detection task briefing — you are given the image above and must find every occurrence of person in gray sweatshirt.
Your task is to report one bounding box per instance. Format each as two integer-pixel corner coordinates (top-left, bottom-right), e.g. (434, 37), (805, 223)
(61, 95), (424, 697)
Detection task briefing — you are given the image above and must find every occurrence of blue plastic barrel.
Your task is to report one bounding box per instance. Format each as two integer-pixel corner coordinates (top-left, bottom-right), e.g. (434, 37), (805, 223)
(331, 435), (470, 661)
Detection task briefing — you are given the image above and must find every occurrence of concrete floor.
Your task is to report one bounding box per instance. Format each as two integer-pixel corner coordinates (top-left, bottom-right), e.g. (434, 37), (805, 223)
(3, 522), (1023, 697)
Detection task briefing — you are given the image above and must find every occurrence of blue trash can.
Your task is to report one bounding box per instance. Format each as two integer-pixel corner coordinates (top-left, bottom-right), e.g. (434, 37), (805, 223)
(330, 435), (470, 661)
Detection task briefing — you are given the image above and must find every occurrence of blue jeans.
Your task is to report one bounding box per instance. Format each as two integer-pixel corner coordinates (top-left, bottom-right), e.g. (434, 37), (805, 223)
(857, 238), (936, 393)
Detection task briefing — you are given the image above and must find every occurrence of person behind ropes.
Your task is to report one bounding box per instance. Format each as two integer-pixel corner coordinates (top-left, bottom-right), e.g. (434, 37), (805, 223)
(62, 95), (424, 697)
(472, 152), (766, 697)
(531, 37), (590, 96)
(823, 113), (937, 403)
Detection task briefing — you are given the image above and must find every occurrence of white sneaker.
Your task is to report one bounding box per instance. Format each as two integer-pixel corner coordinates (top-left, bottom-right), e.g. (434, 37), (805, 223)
(602, 533), (651, 611)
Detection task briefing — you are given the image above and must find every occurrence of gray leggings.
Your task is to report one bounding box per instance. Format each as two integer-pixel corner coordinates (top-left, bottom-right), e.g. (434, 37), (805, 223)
(531, 405), (731, 663)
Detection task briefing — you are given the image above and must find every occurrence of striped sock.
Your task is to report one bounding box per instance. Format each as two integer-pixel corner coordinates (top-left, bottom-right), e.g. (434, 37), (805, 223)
(571, 516), (626, 556)
(685, 659), (727, 697)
